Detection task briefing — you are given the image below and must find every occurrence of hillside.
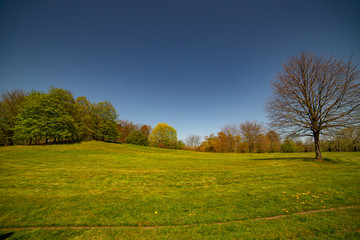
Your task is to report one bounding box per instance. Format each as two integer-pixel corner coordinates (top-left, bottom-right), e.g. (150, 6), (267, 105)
(0, 141), (359, 239)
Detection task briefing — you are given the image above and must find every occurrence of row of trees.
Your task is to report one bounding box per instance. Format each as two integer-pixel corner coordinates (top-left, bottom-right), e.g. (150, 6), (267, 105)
(1, 87), (359, 153)
(1, 52), (359, 159)
(185, 121), (309, 153)
(0, 87), (119, 145)
(0, 88), (183, 149)
(195, 121), (280, 153)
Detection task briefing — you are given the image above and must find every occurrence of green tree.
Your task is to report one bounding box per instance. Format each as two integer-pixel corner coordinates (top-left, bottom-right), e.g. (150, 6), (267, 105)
(14, 91), (48, 144)
(73, 96), (93, 140)
(126, 130), (149, 146)
(149, 123), (178, 148)
(281, 139), (297, 153)
(47, 87), (76, 142)
(14, 88), (76, 144)
(91, 101), (118, 141)
(0, 89), (27, 145)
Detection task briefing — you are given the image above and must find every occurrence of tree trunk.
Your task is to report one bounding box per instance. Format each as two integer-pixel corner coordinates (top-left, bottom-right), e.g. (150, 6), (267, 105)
(313, 131), (323, 160)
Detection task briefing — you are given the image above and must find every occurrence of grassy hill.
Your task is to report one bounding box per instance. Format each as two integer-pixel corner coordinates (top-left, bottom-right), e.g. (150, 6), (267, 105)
(0, 141), (359, 239)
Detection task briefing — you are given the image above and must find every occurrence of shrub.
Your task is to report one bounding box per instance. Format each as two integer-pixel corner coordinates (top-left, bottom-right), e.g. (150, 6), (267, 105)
(126, 130), (149, 146)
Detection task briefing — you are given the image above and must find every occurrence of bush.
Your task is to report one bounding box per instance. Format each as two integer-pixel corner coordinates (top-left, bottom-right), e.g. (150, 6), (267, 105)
(126, 130), (149, 146)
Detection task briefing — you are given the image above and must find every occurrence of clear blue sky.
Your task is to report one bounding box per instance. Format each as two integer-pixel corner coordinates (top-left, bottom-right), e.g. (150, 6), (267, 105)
(1, 0), (359, 140)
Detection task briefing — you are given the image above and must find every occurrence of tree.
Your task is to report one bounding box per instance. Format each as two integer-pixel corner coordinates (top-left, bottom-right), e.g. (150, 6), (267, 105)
(91, 101), (118, 141)
(0, 89), (27, 145)
(281, 139), (297, 153)
(116, 120), (140, 143)
(47, 87), (76, 142)
(14, 88), (76, 144)
(186, 134), (202, 149)
(200, 133), (217, 152)
(149, 123), (178, 148)
(240, 120), (263, 152)
(73, 96), (93, 140)
(140, 124), (152, 137)
(126, 130), (149, 146)
(267, 52), (360, 160)
(14, 91), (45, 144)
(266, 130), (281, 152)
(256, 134), (271, 153)
(220, 124), (241, 152)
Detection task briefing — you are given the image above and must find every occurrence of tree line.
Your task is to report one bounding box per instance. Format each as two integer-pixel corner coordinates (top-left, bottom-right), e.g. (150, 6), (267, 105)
(0, 87), (358, 153)
(185, 121), (359, 153)
(0, 87), (182, 149)
(0, 87), (119, 145)
(1, 52), (359, 158)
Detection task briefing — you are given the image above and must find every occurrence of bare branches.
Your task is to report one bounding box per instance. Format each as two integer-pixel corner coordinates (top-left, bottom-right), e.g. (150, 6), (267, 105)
(266, 51), (360, 159)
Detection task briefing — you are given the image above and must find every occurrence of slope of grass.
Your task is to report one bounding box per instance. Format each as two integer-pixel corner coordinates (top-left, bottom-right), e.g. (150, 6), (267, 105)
(0, 141), (359, 239)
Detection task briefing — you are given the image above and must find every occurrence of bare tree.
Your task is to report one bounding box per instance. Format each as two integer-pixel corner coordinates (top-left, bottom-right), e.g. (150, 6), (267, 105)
(266, 51), (360, 160)
(240, 120), (263, 152)
(186, 134), (202, 148)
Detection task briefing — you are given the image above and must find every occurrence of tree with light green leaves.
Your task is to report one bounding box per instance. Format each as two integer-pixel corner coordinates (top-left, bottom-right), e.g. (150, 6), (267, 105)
(73, 96), (93, 140)
(149, 123), (178, 148)
(0, 89), (27, 145)
(14, 87), (76, 144)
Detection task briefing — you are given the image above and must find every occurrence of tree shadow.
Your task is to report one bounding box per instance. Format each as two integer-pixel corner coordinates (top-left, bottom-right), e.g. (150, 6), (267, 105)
(252, 156), (344, 164)
(0, 232), (14, 240)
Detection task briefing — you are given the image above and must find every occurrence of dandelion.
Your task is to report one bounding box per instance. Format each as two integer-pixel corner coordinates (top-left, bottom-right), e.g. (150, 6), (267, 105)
(154, 211), (158, 214)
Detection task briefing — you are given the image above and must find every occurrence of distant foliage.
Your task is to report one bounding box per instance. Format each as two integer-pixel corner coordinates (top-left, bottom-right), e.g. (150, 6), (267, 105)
(281, 140), (298, 153)
(322, 126), (360, 152)
(126, 130), (149, 146)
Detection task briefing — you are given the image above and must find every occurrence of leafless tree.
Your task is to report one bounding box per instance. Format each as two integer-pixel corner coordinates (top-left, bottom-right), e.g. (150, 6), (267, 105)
(186, 134), (202, 148)
(266, 51), (360, 160)
(239, 120), (263, 152)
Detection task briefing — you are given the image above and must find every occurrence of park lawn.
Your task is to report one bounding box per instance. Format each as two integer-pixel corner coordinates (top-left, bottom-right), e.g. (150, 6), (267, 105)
(0, 141), (359, 239)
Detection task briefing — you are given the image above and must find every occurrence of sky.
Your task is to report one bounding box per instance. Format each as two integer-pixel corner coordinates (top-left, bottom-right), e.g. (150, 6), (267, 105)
(0, 0), (359, 140)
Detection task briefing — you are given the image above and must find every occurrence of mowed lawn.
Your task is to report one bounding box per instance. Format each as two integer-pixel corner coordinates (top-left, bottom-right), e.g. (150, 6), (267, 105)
(0, 141), (359, 239)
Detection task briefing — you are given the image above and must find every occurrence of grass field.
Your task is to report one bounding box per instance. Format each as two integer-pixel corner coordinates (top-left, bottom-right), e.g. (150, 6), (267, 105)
(0, 141), (359, 239)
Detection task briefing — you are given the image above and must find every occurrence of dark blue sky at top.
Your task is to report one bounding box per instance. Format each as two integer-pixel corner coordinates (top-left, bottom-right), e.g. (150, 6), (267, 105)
(0, 0), (359, 140)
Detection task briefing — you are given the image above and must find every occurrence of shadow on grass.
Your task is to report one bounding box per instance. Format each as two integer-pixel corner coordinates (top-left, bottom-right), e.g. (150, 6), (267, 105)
(0, 232), (14, 240)
(253, 157), (345, 164)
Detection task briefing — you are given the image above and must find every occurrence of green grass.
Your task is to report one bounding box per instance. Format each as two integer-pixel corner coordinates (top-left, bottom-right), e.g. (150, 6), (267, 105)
(0, 141), (359, 239)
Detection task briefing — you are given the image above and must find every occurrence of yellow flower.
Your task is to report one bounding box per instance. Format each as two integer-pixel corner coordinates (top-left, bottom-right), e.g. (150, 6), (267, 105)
(155, 211), (158, 214)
